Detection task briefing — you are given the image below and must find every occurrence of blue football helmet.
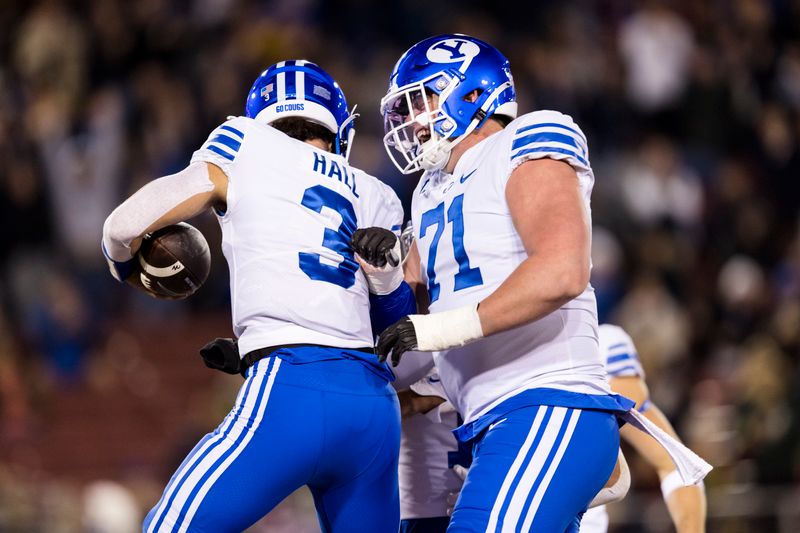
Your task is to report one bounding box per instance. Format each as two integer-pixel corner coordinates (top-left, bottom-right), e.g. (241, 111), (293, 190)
(246, 60), (357, 159)
(381, 34), (517, 174)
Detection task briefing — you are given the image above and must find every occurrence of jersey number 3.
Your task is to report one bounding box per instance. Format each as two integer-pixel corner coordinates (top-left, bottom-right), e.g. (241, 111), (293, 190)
(420, 194), (483, 303)
(298, 185), (359, 289)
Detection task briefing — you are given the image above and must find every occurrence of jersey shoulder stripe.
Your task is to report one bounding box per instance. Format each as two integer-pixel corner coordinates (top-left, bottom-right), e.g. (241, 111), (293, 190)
(191, 117), (252, 172)
(606, 352), (634, 364)
(599, 324), (644, 378)
(515, 122), (588, 144)
(507, 111), (590, 171)
(203, 123), (245, 161)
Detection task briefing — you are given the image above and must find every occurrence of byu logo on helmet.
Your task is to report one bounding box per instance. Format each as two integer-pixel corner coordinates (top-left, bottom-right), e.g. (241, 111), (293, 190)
(426, 38), (481, 71)
(381, 34), (518, 174)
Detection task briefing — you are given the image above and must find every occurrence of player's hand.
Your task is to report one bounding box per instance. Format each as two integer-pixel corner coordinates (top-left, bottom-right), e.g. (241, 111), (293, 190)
(376, 316), (418, 366)
(446, 491), (460, 516)
(351, 227), (404, 295)
(199, 337), (242, 375)
(445, 465), (468, 515)
(350, 228), (399, 268)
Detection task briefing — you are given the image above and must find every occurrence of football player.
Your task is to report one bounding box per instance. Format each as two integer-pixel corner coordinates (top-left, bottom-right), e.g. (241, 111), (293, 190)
(581, 324), (707, 533)
(102, 61), (416, 532)
(392, 324), (705, 532)
(390, 351), (463, 533)
(374, 34), (680, 531)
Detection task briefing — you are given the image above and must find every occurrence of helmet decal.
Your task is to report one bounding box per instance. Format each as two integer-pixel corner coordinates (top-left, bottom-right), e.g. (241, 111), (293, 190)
(381, 34), (518, 174)
(245, 60), (357, 159)
(426, 38), (481, 72)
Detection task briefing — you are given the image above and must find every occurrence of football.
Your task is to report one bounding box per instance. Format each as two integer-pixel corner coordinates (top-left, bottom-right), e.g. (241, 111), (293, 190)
(135, 222), (211, 299)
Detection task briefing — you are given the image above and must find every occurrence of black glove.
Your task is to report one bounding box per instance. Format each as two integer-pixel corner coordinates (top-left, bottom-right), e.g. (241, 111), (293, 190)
(376, 316), (418, 366)
(199, 338), (241, 375)
(350, 227), (399, 268)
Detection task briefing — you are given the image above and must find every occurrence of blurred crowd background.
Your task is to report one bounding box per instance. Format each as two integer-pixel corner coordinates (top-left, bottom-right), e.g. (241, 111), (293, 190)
(1, 0), (800, 531)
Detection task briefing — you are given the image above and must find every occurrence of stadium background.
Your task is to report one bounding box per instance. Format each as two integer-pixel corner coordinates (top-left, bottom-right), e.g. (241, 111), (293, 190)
(1, 0), (799, 530)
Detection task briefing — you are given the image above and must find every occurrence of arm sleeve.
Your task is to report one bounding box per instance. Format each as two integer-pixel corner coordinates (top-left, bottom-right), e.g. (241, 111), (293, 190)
(369, 282), (416, 336)
(102, 162), (213, 261)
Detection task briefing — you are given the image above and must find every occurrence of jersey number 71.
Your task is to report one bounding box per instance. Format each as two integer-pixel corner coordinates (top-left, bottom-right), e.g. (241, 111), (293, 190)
(420, 194), (483, 303)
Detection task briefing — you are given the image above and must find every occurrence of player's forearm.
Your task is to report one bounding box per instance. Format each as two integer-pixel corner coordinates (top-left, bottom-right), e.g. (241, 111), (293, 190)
(402, 243), (430, 313)
(397, 389), (445, 419)
(477, 252), (589, 336)
(103, 162), (219, 261)
(665, 484), (707, 533)
(383, 252), (587, 356)
(369, 283), (417, 335)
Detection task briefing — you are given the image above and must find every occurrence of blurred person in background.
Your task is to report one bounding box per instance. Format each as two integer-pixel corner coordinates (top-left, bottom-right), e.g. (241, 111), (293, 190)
(0, 307), (33, 445)
(618, 0), (694, 115)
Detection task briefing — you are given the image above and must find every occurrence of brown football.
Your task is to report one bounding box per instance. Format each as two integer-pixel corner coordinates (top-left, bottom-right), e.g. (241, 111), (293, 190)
(135, 222), (211, 299)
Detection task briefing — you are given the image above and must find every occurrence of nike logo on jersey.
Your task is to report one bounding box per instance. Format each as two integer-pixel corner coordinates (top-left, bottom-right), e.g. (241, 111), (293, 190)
(488, 418), (507, 431)
(459, 169), (477, 183)
(419, 178), (431, 195)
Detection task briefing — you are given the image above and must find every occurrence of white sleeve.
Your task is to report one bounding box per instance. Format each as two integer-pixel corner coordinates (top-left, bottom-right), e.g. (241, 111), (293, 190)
(102, 163), (214, 261)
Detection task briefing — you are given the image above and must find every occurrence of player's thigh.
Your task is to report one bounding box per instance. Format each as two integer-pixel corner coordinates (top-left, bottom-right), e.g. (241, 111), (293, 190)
(400, 516), (451, 533)
(524, 410), (617, 531)
(311, 391), (401, 533)
(144, 358), (323, 532)
(448, 406), (619, 533)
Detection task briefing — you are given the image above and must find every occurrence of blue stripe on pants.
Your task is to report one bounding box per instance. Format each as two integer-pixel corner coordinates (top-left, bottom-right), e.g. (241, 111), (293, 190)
(145, 356), (278, 531)
(447, 405), (619, 533)
(144, 348), (401, 532)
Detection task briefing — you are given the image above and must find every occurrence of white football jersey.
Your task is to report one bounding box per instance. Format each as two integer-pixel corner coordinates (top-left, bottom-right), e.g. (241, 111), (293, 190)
(191, 116), (403, 355)
(411, 110), (609, 424)
(398, 386), (463, 519)
(599, 323), (645, 379)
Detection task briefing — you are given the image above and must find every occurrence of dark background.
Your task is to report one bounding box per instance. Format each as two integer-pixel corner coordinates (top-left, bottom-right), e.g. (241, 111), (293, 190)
(1, 0), (799, 530)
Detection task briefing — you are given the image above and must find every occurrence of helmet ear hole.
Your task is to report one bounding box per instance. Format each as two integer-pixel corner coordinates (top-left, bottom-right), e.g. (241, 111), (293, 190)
(462, 89), (483, 103)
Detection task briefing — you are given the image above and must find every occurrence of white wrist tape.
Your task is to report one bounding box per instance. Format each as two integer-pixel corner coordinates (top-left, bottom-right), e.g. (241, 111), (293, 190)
(355, 239), (404, 295)
(102, 162), (214, 261)
(589, 450), (631, 508)
(409, 303), (484, 351)
(661, 469), (704, 500)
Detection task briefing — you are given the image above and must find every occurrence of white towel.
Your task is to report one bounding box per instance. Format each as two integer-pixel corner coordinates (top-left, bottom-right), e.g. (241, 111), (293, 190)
(618, 408), (712, 485)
